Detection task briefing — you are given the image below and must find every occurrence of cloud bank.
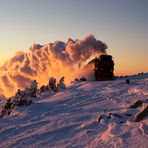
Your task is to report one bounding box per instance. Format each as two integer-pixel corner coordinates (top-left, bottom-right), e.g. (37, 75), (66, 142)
(0, 35), (107, 97)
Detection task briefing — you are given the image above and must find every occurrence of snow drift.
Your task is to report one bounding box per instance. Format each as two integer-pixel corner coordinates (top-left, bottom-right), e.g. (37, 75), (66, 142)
(0, 35), (107, 97)
(0, 73), (148, 147)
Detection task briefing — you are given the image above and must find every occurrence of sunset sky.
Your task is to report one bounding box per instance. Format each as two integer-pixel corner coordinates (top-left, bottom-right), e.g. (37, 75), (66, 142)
(0, 0), (148, 75)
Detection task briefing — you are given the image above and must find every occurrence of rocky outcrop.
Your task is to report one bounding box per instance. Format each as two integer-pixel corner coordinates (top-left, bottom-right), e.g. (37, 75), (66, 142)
(128, 100), (143, 109)
(134, 105), (148, 122)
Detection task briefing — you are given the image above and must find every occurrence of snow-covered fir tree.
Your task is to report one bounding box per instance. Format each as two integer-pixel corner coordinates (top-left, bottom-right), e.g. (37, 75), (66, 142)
(57, 77), (66, 91)
(48, 77), (57, 91)
(29, 80), (38, 97)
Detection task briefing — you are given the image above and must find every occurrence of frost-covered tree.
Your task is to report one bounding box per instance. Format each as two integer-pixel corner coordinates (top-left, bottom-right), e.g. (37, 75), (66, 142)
(48, 77), (57, 91)
(0, 87), (34, 118)
(14, 89), (25, 101)
(39, 85), (46, 94)
(57, 77), (66, 91)
(29, 80), (38, 97)
(24, 88), (30, 97)
(0, 99), (14, 118)
(39, 84), (51, 94)
(30, 80), (38, 91)
(13, 88), (32, 106)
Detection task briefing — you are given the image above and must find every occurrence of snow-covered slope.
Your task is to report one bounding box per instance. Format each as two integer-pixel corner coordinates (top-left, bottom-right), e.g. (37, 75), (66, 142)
(0, 73), (148, 148)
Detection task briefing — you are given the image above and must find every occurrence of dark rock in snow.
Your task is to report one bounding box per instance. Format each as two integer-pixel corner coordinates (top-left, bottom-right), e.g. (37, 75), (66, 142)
(88, 55), (114, 81)
(97, 115), (103, 123)
(74, 78), (79, 81)
(128, 100), (143, 109)
(134, 105), (148, 122)
(126, 79), (130, 84)
(108, 112), (112, 118)
(80, 77), (87, 81)
(108, 112), (112, 116)
(108, 112), (123, 119)
(86, 130), (92, 134)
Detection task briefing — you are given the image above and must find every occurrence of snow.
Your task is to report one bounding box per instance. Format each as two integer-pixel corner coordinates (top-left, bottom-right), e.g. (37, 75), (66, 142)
(0, 73), (148, 148)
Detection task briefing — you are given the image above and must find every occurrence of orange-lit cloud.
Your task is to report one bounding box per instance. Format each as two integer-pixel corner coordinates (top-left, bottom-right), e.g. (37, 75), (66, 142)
(0, 35), (107, 98)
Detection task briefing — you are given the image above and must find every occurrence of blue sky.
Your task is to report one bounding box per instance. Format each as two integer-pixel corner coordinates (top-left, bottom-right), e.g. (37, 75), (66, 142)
(0, 0), (148, 74)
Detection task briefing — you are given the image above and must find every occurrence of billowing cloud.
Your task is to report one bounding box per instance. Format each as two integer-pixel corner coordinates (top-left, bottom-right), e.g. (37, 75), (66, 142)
(0, 35), (107, 97)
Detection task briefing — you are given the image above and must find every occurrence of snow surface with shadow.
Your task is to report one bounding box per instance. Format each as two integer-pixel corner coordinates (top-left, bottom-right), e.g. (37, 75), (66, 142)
(0, 73), (148, 148)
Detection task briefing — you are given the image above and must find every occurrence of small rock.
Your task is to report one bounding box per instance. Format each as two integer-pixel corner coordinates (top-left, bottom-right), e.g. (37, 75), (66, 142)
(86, 130), (92, 134)
(74, 78), (79, 81)
(97, 115), (103, 123)
(108, 112), (112, 116)
(108, 112), (112, 118)
(80, 77), (87, 81)
(126, 79), (130, 84)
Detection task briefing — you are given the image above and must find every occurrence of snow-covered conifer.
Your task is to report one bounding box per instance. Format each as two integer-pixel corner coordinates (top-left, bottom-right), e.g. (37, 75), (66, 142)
(48, 77), (57, 91)
(30, 80), (38, 91)
(57, 77), (66, 91)
(29, 80), (38, 97)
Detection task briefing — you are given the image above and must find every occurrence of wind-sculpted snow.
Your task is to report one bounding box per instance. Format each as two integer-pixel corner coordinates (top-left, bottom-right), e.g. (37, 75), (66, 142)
(0, 74), (148, 147)
(0, 35), (107, 97)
